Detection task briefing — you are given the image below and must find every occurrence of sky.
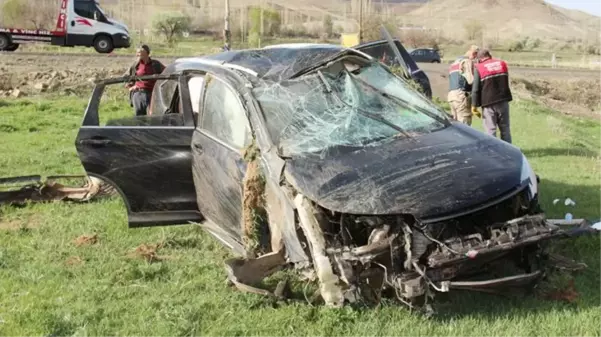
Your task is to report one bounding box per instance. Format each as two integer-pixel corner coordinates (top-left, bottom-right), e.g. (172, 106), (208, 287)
(545, 0), (601, 17)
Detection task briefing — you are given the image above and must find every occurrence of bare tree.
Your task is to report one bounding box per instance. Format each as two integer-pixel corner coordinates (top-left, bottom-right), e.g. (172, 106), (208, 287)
(2, 0), (56, 30)
(464, 21), (483, 41)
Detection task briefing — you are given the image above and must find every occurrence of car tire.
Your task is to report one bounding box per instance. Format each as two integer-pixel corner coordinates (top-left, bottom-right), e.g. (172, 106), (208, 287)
(0, 34), (10, 51)
(93, 35), (114, 54)
(5, 43), (19, 51)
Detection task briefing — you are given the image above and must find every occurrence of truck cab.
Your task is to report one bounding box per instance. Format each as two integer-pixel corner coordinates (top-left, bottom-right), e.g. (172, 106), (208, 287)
(0, 0), (130, 53)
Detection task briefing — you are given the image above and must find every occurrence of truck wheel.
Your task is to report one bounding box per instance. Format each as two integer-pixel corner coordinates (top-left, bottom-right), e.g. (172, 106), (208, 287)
(6, 44), (19, 51)
(0, 34), (10, 51)
(93, 35), (113, 54)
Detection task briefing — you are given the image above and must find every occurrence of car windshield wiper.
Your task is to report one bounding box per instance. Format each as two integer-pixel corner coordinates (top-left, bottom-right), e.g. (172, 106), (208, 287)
(316, 70), (412, 139)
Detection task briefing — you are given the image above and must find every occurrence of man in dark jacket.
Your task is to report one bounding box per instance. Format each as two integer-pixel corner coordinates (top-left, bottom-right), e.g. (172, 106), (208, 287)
(471, 49), (513, 143)
(125, 44), (165, 116)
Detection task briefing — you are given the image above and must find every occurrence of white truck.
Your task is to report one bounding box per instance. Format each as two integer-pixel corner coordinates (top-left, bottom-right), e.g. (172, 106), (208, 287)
(0, 0), (131, 53)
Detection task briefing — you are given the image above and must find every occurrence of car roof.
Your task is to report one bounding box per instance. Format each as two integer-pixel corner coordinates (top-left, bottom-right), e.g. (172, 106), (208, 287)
(174, 44), (365, 82)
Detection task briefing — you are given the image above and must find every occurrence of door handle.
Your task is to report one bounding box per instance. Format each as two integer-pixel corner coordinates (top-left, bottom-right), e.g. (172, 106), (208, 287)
(71, 20), (75, 26)
(79, 138), (112, 146)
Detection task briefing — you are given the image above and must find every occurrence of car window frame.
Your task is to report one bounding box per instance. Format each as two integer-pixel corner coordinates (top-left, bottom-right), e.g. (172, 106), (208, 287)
(82, 73), (195, 128)
(198, 74), (252, 151)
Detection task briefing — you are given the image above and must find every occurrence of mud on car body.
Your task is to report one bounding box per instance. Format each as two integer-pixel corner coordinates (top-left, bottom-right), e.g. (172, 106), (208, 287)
(73, 44), (564, 310)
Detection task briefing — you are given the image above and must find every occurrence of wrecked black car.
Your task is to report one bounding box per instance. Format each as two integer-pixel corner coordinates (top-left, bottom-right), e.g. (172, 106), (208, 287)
(72, 44), (564, 309)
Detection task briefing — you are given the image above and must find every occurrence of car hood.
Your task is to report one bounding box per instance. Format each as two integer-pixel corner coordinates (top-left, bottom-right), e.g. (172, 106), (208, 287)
(283, 123), (524, 219)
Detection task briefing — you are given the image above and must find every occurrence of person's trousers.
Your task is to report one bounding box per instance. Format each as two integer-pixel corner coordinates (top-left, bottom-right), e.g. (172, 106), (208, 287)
(483, 101), (511, 144)
(447, 89), (472, 126)
(132, 90), (152, 116)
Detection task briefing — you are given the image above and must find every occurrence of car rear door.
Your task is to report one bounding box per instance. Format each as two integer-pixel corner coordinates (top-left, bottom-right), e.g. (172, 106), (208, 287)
(75, 73), (205, 227)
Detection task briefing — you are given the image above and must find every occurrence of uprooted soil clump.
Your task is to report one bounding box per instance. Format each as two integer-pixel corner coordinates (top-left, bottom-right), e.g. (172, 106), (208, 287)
(73, 234), (99, 247)
(241, 140), (269, 258)
(128, 243), (167, 263)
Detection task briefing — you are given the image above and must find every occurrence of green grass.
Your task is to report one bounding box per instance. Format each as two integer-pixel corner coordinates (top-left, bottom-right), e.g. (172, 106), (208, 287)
(0, 95), (600, 336)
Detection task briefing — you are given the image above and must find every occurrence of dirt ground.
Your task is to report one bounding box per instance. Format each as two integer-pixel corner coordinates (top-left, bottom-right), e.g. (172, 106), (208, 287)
(0, 54), (599, 116)
(419, 63), (600, 102)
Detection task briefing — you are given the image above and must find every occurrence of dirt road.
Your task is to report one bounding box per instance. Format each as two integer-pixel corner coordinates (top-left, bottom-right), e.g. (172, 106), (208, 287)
(417, 62), (600, 100)
(0, 53), (599, 101)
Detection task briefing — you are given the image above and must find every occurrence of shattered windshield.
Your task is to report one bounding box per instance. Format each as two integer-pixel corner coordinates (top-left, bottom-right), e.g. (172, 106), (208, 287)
(253, 59), (448, 157)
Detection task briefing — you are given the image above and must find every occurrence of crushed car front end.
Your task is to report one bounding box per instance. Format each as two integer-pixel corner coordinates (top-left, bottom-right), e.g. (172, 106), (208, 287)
(241, 47), (566, 309)
(283, 171), (560, 309)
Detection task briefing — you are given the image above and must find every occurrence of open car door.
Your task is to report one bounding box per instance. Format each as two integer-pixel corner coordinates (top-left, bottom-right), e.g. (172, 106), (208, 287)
(75, 73), (205, 227)
(353, 25), (433, 99)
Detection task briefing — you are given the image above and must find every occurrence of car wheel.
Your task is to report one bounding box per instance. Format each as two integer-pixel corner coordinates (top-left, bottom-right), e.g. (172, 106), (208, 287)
(5, 43), (19, 51)
(0, 34), (10, 51)
(93, 35), (114, 54)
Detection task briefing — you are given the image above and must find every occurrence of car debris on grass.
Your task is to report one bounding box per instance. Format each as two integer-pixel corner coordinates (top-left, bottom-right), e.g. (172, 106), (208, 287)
(0, 38), (595, 314)
(0, 174), (115, 206)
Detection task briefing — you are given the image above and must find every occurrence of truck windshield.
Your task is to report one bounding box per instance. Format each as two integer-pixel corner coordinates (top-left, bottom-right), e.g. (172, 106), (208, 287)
(253, 59), (449, 157)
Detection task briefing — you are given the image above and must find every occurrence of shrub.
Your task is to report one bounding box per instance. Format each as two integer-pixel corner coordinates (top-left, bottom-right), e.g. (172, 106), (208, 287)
(151, 12), (192, 45)
(508, 40), (524, 52)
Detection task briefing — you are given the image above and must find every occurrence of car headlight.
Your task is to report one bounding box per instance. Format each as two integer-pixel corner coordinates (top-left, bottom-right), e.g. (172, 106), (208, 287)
(520, 153), (538, 198)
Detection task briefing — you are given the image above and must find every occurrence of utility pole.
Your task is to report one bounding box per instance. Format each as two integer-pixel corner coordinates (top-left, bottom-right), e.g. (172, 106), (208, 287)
(259, 0), (264, 48)
(223, 0), (231, 49)
(358, 0), (363, 43)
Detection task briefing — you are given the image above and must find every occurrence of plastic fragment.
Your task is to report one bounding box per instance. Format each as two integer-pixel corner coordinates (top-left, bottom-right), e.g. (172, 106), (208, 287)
(553, 199), (560, 205)
(565, 213), (573, 221)
(592, 222), (601, 231)
(564, 198), (576, 206)
(466, 250), (478, 259)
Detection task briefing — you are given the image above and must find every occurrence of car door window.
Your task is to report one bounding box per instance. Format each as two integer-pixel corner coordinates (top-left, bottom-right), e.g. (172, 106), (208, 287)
(200, 77), (251, 149)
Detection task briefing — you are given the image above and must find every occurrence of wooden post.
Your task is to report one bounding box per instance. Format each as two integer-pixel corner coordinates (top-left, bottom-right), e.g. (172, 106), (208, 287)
(259, 0), (264, 48)
(224, 0), (231, 49)
(358, 0), (363, 43)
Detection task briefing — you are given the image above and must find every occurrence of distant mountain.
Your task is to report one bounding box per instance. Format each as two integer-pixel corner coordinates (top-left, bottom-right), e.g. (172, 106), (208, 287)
(404, 0), (600, 40)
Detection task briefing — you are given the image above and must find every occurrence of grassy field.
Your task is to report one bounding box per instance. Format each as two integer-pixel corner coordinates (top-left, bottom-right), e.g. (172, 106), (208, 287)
(0, 94), (600, 336)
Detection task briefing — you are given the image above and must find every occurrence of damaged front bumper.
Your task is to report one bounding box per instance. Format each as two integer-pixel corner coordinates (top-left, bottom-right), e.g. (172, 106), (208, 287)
(226, 195), (569, 310)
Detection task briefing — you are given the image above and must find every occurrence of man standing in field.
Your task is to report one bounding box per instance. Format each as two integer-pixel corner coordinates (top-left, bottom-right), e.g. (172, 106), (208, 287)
(471, 49), (513, 144)
(125, 44), (165, 116)
(447, 45), (479, 125)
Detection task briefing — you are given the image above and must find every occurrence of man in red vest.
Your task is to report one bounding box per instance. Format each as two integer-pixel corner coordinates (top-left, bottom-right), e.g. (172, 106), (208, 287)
(447, 45), (479, 125)
(125, 45), (165, 116)
(471, 49), (513, 143)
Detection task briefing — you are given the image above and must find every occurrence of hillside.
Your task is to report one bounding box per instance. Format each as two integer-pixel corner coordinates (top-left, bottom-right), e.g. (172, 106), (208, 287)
(404, 0), (600, 41)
